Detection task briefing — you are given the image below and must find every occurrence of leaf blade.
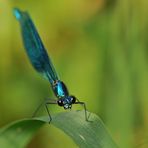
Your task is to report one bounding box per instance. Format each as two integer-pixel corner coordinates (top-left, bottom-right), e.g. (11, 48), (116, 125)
(0, 120), (44, 148)
(0, 111), (118, 148)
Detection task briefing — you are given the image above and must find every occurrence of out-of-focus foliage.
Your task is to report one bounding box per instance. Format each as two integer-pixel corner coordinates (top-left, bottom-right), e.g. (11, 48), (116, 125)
(0, 0), (148, 148)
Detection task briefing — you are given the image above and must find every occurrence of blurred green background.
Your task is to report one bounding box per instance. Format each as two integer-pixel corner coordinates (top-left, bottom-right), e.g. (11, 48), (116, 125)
(0, 0), (148, 147)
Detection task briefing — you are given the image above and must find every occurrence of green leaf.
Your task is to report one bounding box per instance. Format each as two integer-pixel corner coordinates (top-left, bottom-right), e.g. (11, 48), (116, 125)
(0, 119), (44, 148)
(0, 111), (118, 148)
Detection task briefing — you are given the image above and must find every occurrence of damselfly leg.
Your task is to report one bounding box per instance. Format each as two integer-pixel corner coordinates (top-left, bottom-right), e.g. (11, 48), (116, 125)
(75, 100), (89, 121)
(32, 98), (57, 123)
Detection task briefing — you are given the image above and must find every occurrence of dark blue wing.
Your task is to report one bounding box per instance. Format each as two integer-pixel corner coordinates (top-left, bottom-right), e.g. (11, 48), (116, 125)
(13, 8), (58, 84)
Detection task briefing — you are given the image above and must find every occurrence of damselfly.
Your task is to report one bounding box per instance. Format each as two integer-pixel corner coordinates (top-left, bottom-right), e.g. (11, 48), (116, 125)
(13, 8), (88, 122)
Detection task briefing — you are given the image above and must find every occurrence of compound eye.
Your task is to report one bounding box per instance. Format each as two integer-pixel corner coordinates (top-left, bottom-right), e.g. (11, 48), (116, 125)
(57, 100), (63, 106)
(71, 96), (76, 104)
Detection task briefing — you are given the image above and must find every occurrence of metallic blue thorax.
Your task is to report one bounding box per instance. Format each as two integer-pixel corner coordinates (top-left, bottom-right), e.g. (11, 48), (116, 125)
(52, 81), (69, 99)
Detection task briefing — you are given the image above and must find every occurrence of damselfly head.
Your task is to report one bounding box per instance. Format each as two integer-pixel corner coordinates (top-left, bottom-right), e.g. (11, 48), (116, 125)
(57, 95), (76, 109)
(57, 99), (72, 109)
